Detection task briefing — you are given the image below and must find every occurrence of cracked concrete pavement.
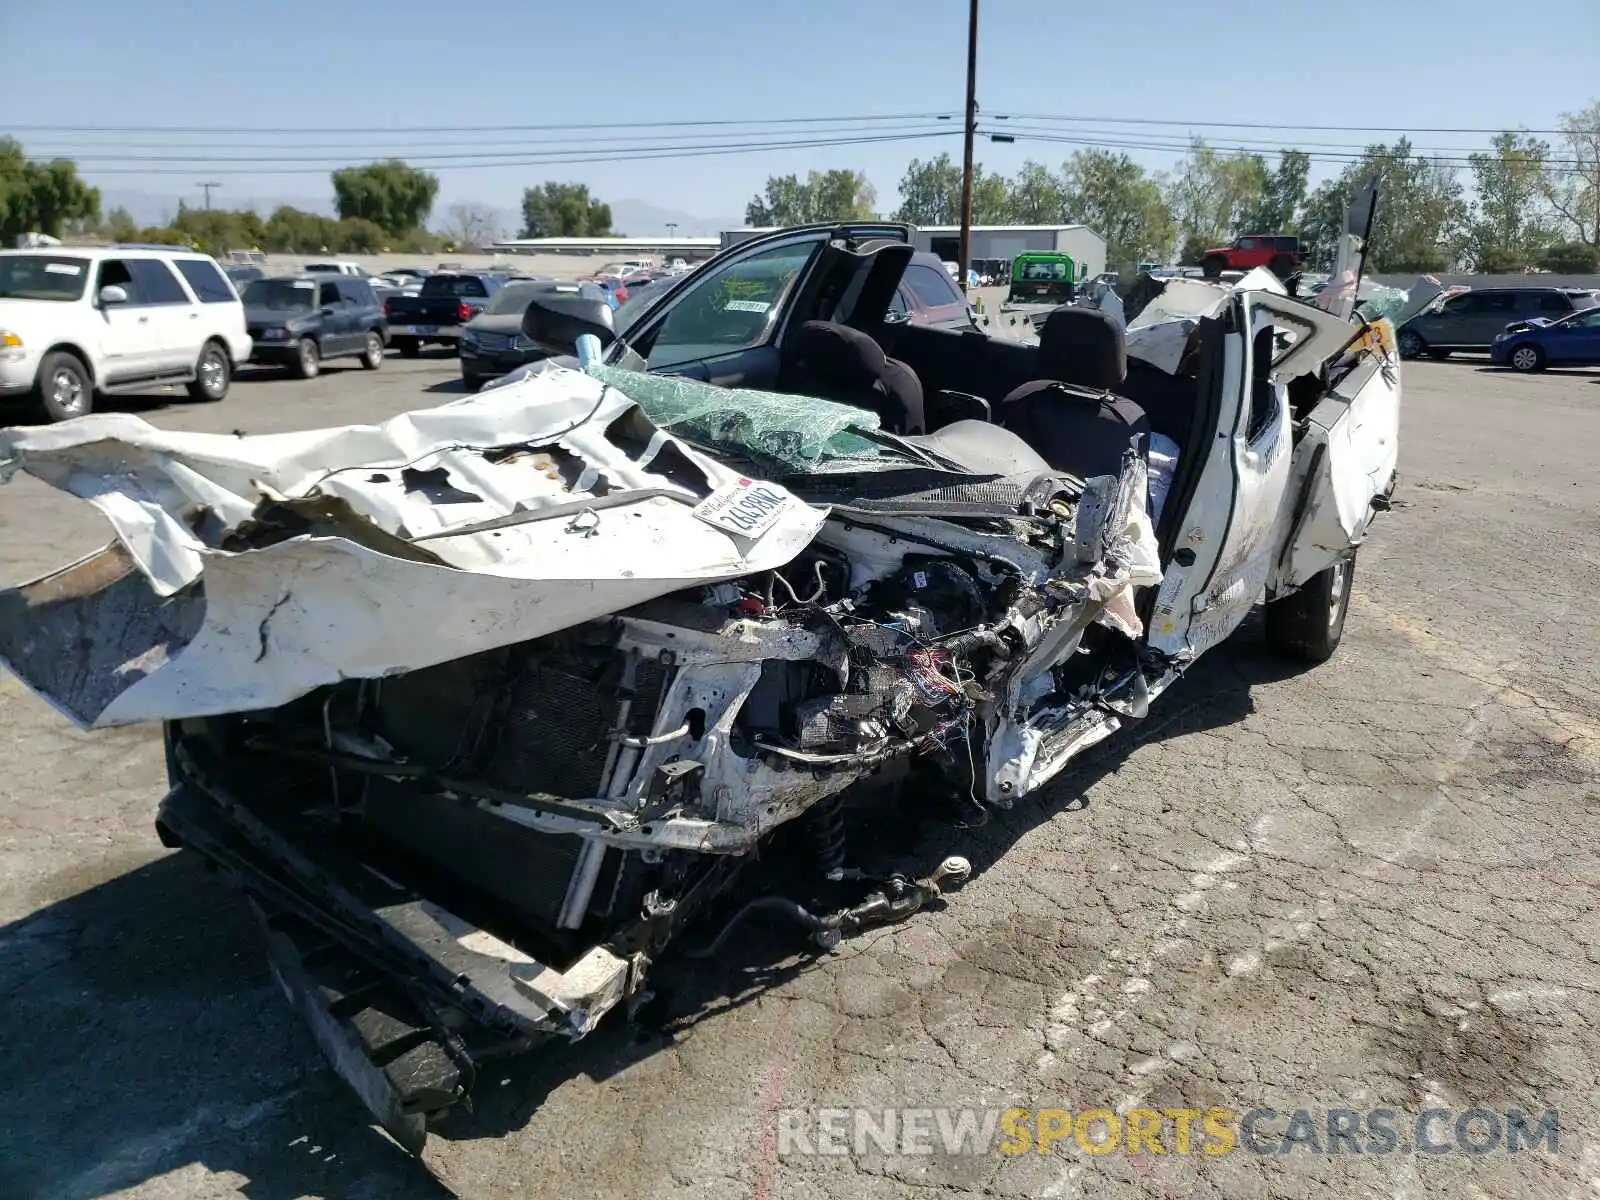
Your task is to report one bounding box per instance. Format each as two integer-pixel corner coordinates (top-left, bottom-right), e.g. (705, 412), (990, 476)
(0, 355), (1597, 1200)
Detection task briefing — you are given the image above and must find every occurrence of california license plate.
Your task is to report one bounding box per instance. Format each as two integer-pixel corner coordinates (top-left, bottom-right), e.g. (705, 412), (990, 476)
(691, 478), (796, 540)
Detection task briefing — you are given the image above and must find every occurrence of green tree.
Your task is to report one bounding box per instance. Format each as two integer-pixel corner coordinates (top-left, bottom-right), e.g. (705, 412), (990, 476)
(1299, 140), (1468, 273)
(893, 153), (964, 224)
(1543, 101), (1600, 246)
(1240, 149), (1310, 234)
(806, 169), (877, 221)
(0, 139), (101, 243)
(333, 217), (386, 253)
(520, 182), (613, 238)
(1538, 241), (1600, 272)
(102, 205), (139, 242)
(1061, 150), (1175, 271)
(1166, 139), (1270, 248)
(1467, 133), (1557, 271)
(262, 205), (338, 253)
(1177, 233), (1210, 266)
(130, 226), (192, 246)
(971, 168), (1011, 223)
(172, 204), (266, 256)
(1006, 161), (1067, 224)
(331, 160), (439, 238)
(746, 174), (808, 225)
(746, 170), (875, 225)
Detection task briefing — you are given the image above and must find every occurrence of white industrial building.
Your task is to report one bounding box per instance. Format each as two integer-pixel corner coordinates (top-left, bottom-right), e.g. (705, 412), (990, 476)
(721, 224), (1106, 278)
(492, 223), (1107, 277)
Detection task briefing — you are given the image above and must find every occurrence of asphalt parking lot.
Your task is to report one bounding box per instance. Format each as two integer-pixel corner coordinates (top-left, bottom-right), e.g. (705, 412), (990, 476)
(2, 352), (1598, 1200)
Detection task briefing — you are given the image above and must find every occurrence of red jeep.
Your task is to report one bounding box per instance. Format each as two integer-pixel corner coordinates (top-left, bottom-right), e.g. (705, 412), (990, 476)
(1201, 235), (1303, 280)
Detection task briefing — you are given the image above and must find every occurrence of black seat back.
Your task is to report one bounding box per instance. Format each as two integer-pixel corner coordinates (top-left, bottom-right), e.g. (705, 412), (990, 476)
(780, 320), (925, 434)
(1037, 306), (1127, 390)
(998, 380), (1149, 482)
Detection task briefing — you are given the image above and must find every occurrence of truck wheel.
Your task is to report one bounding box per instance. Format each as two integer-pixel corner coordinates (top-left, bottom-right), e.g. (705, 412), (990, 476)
(187, 340), (231, 402)
(1201, 255), (1226, 280)
(1268, 254), (1294, 280)
(1509, 343), (1545, 373)
(394, 337), (420, 358)
(359, 331), (384, 370)
(36, 351), (93, 422)
(293, 337), (321, 380)
(1396, 329), (1426, 360)
(1264, 552), (1355, 664)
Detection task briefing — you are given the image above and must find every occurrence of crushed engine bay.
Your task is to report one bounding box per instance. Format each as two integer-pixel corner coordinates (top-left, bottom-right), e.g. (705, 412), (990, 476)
(0, 362), (1171, 1149)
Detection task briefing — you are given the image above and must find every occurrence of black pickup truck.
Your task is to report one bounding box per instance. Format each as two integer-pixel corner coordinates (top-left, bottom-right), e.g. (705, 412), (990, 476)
(382, 272), (503, 356)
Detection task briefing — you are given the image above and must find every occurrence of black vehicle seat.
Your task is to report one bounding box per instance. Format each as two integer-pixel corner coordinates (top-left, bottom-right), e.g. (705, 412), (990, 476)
(902, 419), (1051, 476)
(1036, 305), (1127, 390)
(998, 305), (1149, 479)
(780, 320), (926, 435)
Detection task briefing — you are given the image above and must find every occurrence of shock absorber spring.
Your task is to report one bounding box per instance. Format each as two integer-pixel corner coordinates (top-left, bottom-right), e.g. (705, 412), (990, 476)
(806, 795), (848, 881)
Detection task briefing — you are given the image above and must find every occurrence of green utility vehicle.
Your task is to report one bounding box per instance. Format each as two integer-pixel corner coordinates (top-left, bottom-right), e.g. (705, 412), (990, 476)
(1006, 252), (1078, 305)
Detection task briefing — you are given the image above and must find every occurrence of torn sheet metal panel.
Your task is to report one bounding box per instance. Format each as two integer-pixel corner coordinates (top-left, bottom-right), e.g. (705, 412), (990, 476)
(0, 368), (828, 728)
(0, 367), (825, 593)
(1276, 354), (1400, 590)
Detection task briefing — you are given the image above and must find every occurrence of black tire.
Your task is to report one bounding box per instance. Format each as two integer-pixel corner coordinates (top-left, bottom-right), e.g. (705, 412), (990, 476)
(461, 373), (484, 392)
(1264, 552), (1356, 664)
(1201, 255), (1226, 280)
(1508, 342), (1545, 373)
(1426, 349), (1453, 361)
(1396, 328), (1426, 360)
(359, 330), (384, 370)
(292, 337), (321, 380)
(187, 340), (231, 402)
(394, 337), (420, 358)
(35, 351), (93, 422)
(1268, 254), (1295, 280)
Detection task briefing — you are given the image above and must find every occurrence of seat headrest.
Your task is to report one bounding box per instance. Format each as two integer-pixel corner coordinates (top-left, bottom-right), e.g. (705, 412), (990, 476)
(791, 320), (888, 383)
(1037, 306), (1127, 390)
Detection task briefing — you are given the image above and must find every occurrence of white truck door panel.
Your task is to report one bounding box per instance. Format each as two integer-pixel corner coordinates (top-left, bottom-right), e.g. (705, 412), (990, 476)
(1271, 342), (1400, 591)
(1148, 294), (1293, 661)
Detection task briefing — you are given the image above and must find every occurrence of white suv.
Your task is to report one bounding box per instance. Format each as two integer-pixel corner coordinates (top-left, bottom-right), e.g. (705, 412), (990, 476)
(0, 247), (253, 421)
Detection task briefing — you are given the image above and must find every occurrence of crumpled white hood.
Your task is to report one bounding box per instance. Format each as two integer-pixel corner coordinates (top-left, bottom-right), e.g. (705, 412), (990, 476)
(0, 366), (829, 728)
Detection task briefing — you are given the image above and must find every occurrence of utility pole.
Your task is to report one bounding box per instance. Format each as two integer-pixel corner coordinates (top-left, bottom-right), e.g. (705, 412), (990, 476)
(957, 0), (979, 293)
(666, 222), (678, 238)
(197, 181), (221, 210)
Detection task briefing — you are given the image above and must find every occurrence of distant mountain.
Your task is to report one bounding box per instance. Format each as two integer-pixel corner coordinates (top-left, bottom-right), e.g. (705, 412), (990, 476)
(100, 188), (333, 226)
(605, 199), (742, 238)
(96, 188), (738, 239)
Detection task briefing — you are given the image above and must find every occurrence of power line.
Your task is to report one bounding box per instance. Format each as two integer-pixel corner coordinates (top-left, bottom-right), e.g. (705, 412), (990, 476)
(28, 119), (947, 155)
(4, 111), (960, 136)
(996, 112), (1579, 136)
(34, 122), (961, 165)
(10, 109), (1578, 140)
(994, 128), (1595, 169)
(74, 129), (963, 175)
(24, 117), (955, 155)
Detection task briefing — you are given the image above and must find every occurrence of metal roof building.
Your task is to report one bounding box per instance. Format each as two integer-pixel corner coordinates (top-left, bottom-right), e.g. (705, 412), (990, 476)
(490, 236), (721, 259)
(720, 224), (1107, 277)
(492, 224), (1108, 277)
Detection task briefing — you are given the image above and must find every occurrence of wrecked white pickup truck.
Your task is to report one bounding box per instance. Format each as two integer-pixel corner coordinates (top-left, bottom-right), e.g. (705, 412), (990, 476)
(0, 204), (1398, 1152)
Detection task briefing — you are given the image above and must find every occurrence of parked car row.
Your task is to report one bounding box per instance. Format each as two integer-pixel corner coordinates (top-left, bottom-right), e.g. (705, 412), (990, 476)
(0, 246), (413, 421)
(1396, 285), (1600, 371)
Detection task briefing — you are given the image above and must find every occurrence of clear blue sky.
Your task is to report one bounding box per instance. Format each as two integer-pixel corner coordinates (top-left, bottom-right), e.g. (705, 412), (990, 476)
(3, 0), (1597, 226)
